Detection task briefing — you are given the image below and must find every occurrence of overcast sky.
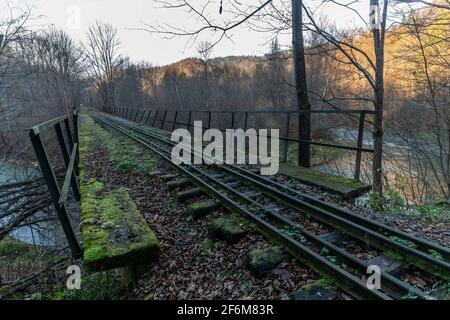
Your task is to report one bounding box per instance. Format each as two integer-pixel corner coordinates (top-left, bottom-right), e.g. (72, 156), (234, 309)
(29, 0), (369, 66)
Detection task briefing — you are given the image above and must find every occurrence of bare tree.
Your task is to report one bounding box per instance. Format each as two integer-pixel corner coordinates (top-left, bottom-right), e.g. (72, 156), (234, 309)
(389, 2), (450, 202)
(83, 21), (126, 111)
(295, 0), (389, 193)
(0, 1), (33, 143)
(141, 0), (313, 167)
(197, 40), (213, 109)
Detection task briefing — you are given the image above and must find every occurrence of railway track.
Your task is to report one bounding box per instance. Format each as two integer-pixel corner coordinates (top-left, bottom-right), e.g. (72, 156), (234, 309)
(91, 112), (450, 300)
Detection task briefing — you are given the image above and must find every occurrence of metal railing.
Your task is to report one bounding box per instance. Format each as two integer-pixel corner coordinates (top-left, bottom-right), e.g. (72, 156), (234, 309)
(28, 110), (82, 258)
(112, 107), (375, 180)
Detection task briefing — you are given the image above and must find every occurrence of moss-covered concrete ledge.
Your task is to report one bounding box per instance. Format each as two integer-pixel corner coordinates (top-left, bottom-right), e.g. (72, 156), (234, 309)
(80, 179), (160, 271)
(279, 163), (371, 200)
(78, 115), (160, 272)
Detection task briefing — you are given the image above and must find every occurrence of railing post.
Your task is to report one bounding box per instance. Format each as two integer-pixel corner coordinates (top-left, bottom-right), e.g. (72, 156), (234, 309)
(145, 110), (152, 126)
(72, 112), (80, 168)
(135, 109), (141, 122)
(55, 122), (80, 201)
(29, 130), (82, 259)
(140, 110), (146, 123)
(354, 111), (366, 180)
(208, 111), (212, 130)
(244, 112), (249, 131)
(161, 110), (167, 129)
(172, 111), (178, 131)
(187, 111), (192, 132)
(152, 110), (159, 127)
(231, 112), (235, 129)
(63, 118), (74, 149)
(283, 112), (291, 163)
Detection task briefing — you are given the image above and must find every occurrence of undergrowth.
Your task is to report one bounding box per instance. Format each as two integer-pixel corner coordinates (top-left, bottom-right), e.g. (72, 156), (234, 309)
(367, 189), (449, 221)
(51, 272), (125, 300)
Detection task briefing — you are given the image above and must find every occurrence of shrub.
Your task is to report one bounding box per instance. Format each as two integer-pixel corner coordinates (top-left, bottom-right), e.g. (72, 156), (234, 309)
(368, 189), (405, 213)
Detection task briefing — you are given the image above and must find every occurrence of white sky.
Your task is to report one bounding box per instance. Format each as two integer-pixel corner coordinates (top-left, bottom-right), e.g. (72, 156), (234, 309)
(27, 0), (369, 66)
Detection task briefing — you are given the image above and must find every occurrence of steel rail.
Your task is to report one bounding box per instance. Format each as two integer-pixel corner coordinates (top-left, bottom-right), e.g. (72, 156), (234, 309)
(228, 166), (450, 261)
(92, 113), (445, 299)
(91, 113), (393, 300)
(103, 113), (450, 280)
(110, 114), (450, 261)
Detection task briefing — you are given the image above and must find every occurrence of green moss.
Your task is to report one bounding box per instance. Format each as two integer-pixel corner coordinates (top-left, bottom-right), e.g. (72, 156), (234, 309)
(207, 218), (246, 244)
(79, 116), (158, 175)
(245, 246), (285, 277)
(300, 278), (337, 293)
(247, 246), (284, 267)
(80, 179), (160, 271)
(201, 238), (217, 251)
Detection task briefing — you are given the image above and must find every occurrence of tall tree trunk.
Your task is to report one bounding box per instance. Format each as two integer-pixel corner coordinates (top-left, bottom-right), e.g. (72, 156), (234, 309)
(371, 0), (386, 193)
(292, 0), (311, 168)
(447, 127), (450, 203)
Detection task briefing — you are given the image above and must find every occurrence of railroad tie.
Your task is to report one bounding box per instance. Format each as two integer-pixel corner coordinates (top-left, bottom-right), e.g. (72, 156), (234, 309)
(167, 178), (191, 191)
(162, 174), (178, 181)
(241, 191), (261, 199)
(318, 230), (351, 247)
(189, 200), (222, 220)
(226, 182), (240, 188)
(176, 188), (203, 203)
(207, 218), (247, 244)
(245, 246), (285, 278)
(366, 255), (403, 277)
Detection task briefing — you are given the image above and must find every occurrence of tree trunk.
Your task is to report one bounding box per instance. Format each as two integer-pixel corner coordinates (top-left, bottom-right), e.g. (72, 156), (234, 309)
(372, 87), (384, 193)
(371, 0), (386, 194)
(292, 0), (311, 168)
(447, 127), (450, 203)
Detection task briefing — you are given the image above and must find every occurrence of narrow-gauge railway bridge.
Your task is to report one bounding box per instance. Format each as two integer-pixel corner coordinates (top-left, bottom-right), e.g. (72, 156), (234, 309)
(25, 108), (450, 300)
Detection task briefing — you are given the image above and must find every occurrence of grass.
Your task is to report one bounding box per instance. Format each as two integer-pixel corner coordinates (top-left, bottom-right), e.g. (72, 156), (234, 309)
(0, 237), (58, 272)
(79, 115), (159, 175)
(0, 237), (33, 257)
